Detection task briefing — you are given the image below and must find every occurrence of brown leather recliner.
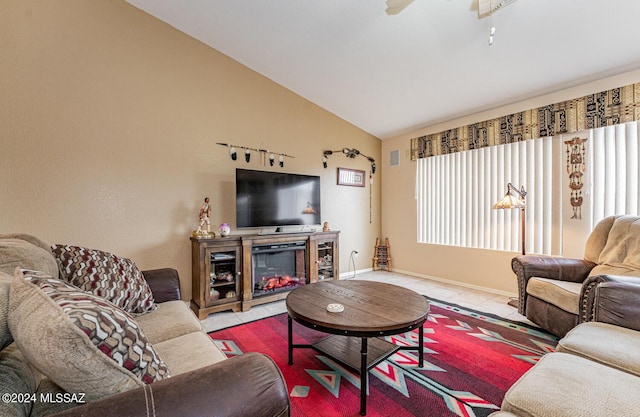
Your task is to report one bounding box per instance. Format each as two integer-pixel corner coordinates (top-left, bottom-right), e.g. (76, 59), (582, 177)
(512, 215), (640, 337)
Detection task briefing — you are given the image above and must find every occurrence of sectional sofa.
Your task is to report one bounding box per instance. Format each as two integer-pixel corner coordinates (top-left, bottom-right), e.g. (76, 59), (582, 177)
(0, 234), (290, 417)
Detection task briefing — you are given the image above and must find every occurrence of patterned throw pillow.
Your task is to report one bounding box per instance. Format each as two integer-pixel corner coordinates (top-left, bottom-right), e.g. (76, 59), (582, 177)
(8, 269), (170, 401)
(51, 245), (155, 314)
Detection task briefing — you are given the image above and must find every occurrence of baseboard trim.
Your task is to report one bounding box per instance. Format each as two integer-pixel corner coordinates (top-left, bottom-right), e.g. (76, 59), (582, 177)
(339, 268), (373, 279)
(390, 268), (518, 299)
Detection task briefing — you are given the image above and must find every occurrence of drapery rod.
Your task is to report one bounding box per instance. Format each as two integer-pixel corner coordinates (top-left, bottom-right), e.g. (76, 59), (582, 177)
(216, 142), (295, 158)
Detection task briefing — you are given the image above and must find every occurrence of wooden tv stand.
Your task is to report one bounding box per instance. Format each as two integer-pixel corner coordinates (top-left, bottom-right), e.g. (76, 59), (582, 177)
(190, 231), (339, 319)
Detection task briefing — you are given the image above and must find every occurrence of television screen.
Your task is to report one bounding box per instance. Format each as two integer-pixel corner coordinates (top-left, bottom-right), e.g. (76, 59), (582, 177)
(236, 169), (321, 228)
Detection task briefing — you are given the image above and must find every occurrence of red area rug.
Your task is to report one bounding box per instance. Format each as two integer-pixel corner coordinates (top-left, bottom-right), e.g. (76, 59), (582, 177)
(208, 298), (557, 417)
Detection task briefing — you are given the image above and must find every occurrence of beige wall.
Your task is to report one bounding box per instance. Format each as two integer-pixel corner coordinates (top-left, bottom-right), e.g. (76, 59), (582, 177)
(382, 69), (640, 296)
(0, 0), (381, 298)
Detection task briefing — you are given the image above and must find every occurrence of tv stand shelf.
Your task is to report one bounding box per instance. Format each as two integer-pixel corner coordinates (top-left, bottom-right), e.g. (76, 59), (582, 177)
(190, 231), (339, 318)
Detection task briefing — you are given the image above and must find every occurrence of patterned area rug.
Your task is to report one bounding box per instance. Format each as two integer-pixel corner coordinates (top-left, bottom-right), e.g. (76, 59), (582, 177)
(208, 298), (557, 417)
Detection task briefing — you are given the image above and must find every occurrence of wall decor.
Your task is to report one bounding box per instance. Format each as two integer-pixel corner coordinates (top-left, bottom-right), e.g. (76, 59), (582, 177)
(216, 142), (294, 167)
(337, 168), (366, 187)
(411, 82), (640, 160)
(565, 136), (588, 219)
(322, 148), (376, 174)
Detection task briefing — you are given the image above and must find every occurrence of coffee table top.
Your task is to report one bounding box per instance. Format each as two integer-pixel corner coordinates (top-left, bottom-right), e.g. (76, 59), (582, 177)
(286, 280), (429, 337)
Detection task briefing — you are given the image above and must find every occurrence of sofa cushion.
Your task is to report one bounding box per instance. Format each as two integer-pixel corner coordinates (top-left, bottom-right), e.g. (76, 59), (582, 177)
(502, 352), (640, 417)
(557, 321), (640, 377)
(8, 269), (169, 402)
(588, 263), (640, 278)
(596, 215), (640, 270)
(583, 215), (618, 264)
(0, 344), (36, 417)
(31, 379), (80, 417)
(52, 244), (155, 314)
(0, 236), (58, 278)
(0, 271), (13, 351)
(135, 300), (204, 345)
(153, 331), (226, 376)
(526, 277), (581, 314)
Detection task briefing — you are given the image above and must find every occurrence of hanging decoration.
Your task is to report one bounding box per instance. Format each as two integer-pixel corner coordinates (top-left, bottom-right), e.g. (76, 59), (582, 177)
(216, 142), (294, 167)
(322, 148), (376, 174)
(565, 136), (588, 219)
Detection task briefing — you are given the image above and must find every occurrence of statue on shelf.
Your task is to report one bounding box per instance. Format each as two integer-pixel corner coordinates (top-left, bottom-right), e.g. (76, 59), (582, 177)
(193, 197), (215, 238)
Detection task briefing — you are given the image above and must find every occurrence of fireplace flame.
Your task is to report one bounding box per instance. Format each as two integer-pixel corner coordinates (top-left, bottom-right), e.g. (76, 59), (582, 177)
(255, 274), (301, 292)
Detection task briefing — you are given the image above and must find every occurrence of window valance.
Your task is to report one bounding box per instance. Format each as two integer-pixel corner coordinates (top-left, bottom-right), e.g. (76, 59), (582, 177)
(411, 82), (640, 160)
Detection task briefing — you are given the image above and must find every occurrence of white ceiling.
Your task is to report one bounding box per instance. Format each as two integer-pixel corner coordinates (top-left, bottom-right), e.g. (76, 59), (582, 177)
(125, 0), (640, 139)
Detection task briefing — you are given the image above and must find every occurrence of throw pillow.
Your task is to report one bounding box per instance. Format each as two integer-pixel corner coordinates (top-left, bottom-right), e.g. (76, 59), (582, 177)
(0, 236), (59, 278)
(51, 244), (155, 314)
(8, 269), (170, 402)
(0, 233), (55, 254)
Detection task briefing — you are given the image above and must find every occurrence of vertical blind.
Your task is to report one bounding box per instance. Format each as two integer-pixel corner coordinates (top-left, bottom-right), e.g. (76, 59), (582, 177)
(416, 137), (555, 254)
(416, 120), (640, 255)
(591, 120), (640, 227)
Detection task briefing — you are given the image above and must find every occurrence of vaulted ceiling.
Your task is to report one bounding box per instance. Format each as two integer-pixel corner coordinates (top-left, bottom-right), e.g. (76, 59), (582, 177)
(126, 0), (640, 139)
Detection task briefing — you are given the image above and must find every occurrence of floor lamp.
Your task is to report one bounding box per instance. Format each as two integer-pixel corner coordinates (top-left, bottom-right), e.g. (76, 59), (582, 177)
(493, 183), (527, 255)
(494, 183), (526, 309)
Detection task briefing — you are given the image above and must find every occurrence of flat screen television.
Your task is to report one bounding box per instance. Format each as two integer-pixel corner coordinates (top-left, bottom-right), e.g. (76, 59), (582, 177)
(235, 168), (321, 228)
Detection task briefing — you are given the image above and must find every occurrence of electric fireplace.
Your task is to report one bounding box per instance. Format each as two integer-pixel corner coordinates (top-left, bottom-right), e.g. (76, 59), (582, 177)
(251, 241), (307, 297)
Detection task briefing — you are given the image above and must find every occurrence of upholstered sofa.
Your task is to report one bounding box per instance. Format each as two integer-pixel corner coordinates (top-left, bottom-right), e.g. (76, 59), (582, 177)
(512, 215), (640, 337)
(0, 234), (290, 417)
(492, 220), (640, 417)
(491, 320), (640, 416)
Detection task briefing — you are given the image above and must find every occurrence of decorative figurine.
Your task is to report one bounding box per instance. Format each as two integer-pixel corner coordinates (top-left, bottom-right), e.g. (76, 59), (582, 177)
(219, 223), (231, 237)
(193, 197), (215, 238)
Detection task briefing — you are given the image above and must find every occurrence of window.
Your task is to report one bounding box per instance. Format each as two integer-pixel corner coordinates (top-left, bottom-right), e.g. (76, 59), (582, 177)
(590, 120), (640, 227)
(416, 120), (640, 255)
(416, 137), (557, 255)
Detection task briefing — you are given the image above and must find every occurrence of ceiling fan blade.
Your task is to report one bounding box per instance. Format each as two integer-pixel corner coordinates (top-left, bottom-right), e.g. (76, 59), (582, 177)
(386, 0), (415, 15)
(477, 0), (518, 17)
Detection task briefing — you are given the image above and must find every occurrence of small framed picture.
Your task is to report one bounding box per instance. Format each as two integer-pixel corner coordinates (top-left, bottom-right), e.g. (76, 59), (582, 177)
(337, 168), (366, 187)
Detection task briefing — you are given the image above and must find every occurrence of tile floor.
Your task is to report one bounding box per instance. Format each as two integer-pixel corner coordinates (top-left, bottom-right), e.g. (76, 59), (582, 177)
(203, 270), (532, 332)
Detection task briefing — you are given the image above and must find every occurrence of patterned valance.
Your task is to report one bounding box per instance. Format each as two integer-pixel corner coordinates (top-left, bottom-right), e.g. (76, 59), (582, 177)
(411, 82), (640, 160)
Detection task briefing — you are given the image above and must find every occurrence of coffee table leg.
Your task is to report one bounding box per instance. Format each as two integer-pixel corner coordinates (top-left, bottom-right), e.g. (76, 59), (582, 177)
(288, 316), (293, 365)
(360, 337), (368, 416)
(418, 325), (424, 368)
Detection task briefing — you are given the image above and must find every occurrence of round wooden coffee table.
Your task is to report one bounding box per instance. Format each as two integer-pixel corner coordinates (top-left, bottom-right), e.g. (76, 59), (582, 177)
(286, 280), (430, 416)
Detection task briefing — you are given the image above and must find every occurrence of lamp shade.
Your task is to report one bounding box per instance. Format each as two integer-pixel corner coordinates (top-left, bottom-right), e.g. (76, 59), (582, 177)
(492, 183), (527, 255)
(493, 193), (526, 209)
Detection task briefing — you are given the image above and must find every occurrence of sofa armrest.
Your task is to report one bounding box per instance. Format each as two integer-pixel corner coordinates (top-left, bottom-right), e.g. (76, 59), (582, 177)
(142, 268), (181, 303)
(580, 274), (640, 330)
(511, 255), (595, 315)
(50, 352), (290, 417)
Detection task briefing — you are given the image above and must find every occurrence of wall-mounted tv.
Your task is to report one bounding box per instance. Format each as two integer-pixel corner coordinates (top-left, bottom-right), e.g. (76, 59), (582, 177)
(236, 168), (321, 229)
